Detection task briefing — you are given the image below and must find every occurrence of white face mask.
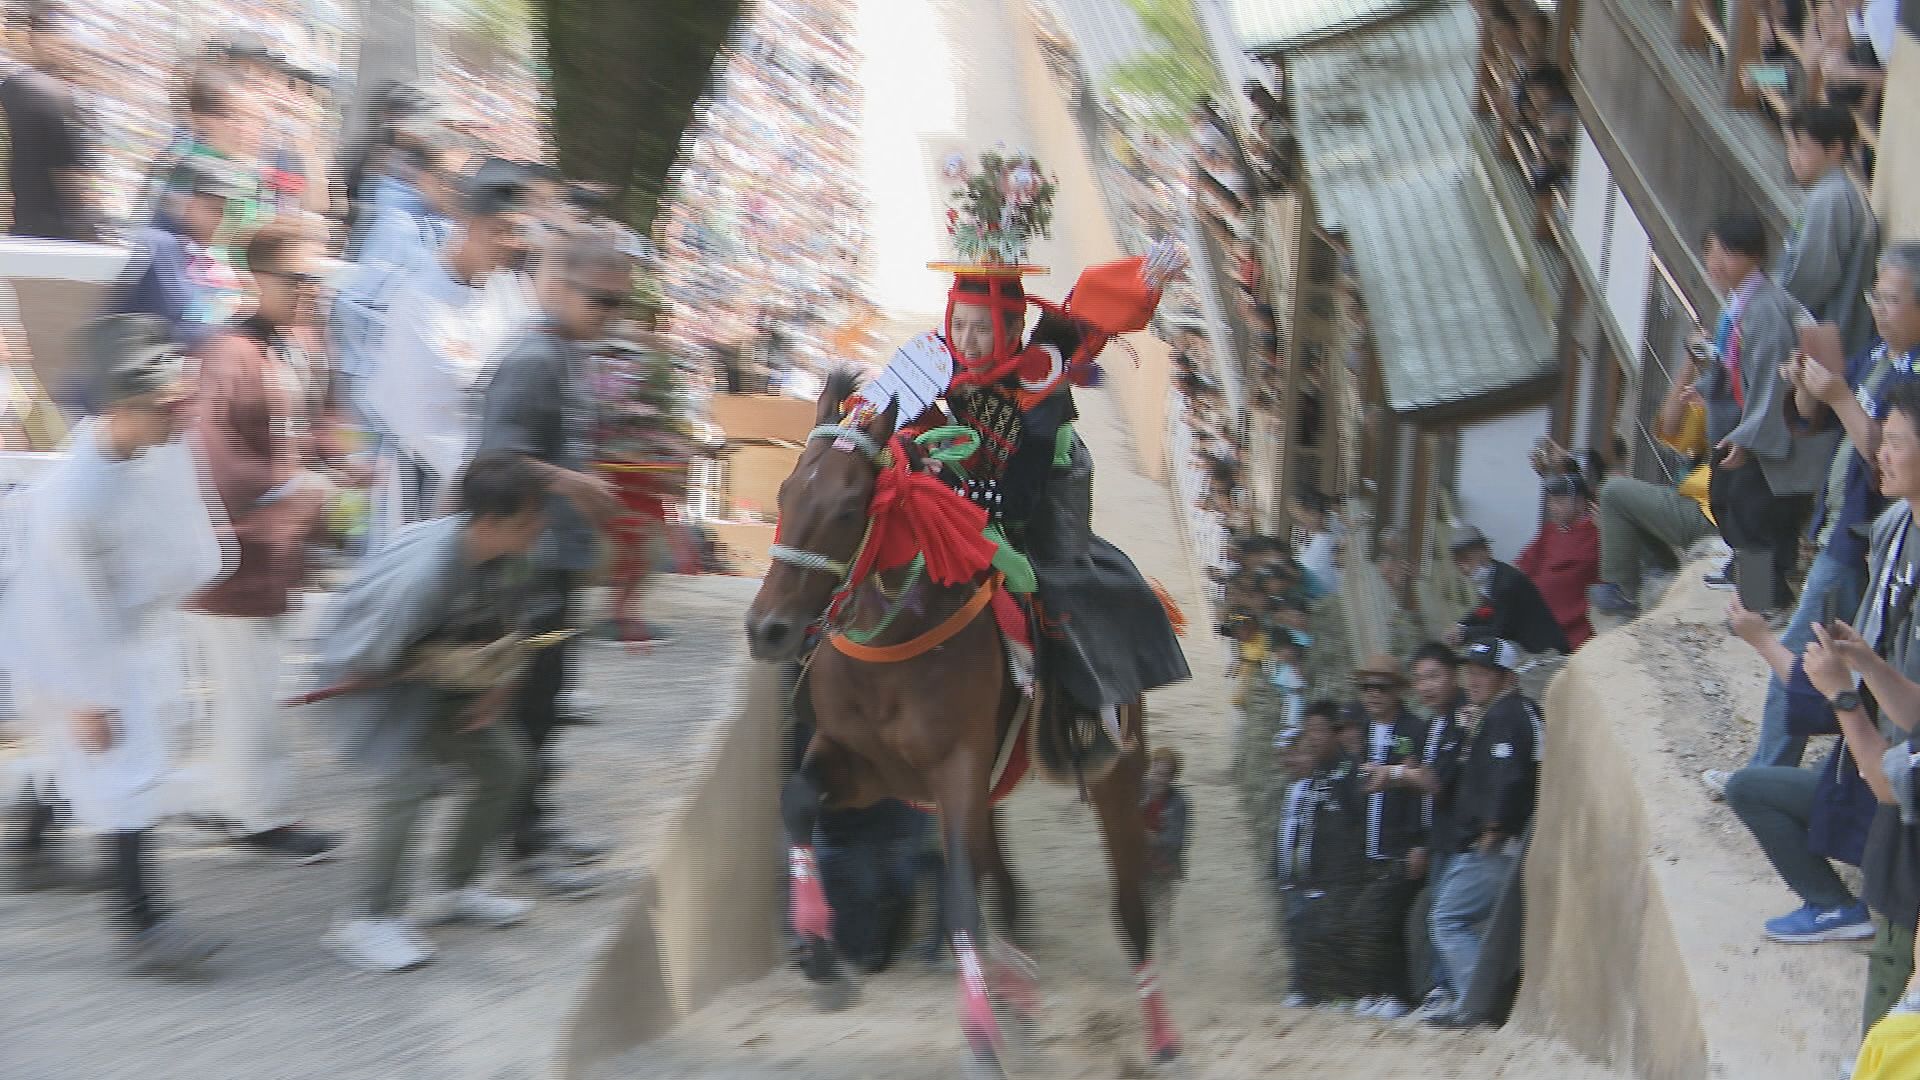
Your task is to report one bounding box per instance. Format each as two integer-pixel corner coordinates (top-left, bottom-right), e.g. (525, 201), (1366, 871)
(1470, 562), (1495, 595)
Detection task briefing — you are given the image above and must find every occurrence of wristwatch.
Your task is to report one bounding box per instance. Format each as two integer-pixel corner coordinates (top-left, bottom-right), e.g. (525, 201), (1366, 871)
(1830, 690), (1863, 713)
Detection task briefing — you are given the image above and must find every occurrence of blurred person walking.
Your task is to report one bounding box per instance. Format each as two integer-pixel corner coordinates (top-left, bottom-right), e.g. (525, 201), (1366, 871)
(0, 315), (229, 974)
(363, 159), (529, 541)
(0, 0), (101, 241)
(176, 223), (342, 862)
(476, 226), (629, 893)
(314, 453), (548, 972)
(1425, 637), (1542, 1028)
(112, 155), (252, 351)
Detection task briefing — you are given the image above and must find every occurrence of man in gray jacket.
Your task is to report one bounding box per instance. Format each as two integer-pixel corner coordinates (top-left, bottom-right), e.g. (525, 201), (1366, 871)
(1778, 105), (1879, 361)
(1696, 213), (1841, 609)
(316, 452), (548, 972)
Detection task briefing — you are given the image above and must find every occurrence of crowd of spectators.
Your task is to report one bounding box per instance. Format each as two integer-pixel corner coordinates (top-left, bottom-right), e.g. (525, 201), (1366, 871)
(0, 0), (719, 977)
(0, 0), (542, 237)
(650, 0), (873, 402)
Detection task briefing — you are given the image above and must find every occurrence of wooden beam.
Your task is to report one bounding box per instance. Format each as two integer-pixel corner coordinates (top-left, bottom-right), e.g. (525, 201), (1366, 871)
(1726, 0), (1763, 110)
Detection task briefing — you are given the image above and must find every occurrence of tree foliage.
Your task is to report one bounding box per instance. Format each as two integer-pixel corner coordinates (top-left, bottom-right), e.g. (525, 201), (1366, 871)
(535, 0), (742, 231)
(1103, 0), (1223, 133)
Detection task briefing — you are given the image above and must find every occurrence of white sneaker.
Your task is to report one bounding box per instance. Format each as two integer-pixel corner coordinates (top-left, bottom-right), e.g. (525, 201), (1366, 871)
(1700, 768), (1732, 801)
(1414, 988), (1456, 1020)
(327, 916), (434, 972)
(417, 887), (533, 928)
(1281, 992), (1311, 1009)
(1352, 995), (1382, 1017)
(1370, 997), (1409, 1020)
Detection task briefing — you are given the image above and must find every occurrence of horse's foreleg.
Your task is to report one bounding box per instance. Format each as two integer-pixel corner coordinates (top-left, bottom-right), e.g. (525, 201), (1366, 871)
(1089, 705), (1182, 1064)
(984, 807), (1031, 949)
(931, 757), (1007, 1077)
(782, 744), (856, 1010)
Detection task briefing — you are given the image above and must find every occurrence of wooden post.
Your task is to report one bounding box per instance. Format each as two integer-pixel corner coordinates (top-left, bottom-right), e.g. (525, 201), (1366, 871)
(1551, 282), (1585, 448)
(1678, 0), (1709, 49)
(1727, 0), (1763, 109)
(1555, 0), (1580, 74)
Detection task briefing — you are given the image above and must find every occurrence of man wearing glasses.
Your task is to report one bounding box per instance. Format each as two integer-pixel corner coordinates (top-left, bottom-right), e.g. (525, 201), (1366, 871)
(1747, 244), (1920, 783)
(177, 222), (346, 863)
(476, 225), (627, 895)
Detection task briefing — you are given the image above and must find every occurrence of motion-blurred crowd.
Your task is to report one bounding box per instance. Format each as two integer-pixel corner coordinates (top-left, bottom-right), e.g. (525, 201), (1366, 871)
(0, 0), (795, 979)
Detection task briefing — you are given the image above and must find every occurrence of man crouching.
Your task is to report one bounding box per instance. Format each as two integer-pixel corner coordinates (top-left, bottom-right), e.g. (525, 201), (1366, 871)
(315, 452), (550, 972)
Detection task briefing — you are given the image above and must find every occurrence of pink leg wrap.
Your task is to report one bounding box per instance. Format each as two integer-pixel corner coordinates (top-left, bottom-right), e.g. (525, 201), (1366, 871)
(1135, 960), (1181, 1061)
(788, 846), (832, 940)
(954, 932), (1004, 1052)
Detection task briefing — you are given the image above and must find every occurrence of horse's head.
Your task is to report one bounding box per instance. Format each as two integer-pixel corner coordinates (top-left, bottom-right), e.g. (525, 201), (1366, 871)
(744, 369), (899, 662)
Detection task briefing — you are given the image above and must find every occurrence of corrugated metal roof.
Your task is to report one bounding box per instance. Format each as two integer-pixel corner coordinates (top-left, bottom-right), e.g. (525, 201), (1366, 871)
(1287, 1), (1554, 416)
(1226, 0), (1437, 54)
(1042, 0), (1158, 88)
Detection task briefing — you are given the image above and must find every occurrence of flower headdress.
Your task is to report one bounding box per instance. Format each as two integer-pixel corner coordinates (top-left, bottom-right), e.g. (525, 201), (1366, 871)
(929, 148), (1058, 275)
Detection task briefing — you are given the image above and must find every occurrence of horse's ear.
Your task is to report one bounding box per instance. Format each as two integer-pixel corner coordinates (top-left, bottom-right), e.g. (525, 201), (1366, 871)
(866, 395), (900, 445)
(815, 376), (845, 425)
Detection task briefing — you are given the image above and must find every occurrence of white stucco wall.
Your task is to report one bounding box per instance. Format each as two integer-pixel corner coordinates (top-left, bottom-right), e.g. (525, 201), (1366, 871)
(1456, 405), (1554, 562)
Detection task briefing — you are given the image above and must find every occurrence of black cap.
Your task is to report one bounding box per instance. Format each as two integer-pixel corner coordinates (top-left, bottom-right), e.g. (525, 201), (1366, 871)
(85, 314), (185, 404)
(1462, 637), (1521, 672)
(460, 157), (527, 217)
(214, 30), (277, 64)
(1542, 472), (1586, 498)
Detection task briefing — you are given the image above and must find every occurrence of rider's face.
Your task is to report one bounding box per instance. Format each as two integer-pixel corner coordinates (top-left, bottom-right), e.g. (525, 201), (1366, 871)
(949, 300), (1022, 364)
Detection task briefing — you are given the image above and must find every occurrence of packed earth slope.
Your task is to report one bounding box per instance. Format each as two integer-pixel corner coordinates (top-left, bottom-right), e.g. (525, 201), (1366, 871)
(1517, 565), (1867, 1079)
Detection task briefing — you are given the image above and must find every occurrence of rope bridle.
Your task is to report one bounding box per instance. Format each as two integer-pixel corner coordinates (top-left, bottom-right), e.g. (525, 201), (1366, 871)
(766, 423), (886, 586)
(765, 421), (983, 641)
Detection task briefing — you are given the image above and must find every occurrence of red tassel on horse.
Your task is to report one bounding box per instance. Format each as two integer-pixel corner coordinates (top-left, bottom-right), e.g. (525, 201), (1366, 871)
(849, 438), (999, 587)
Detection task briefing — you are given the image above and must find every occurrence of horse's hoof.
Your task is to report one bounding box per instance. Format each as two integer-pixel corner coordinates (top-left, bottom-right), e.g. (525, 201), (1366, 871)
(796, 936), (858, 1011)
(962, 1044), (1008, 1080)
(814, 973), (859, 1012)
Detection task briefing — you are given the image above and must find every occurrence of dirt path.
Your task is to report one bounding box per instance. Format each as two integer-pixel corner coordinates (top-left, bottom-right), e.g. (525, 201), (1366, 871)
(592, 2), (1624, 1076)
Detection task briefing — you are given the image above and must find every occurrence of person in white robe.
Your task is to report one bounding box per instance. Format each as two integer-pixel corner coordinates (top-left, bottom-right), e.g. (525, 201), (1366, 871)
(0, 314), (234, 974)
(363, 161), (532, 544)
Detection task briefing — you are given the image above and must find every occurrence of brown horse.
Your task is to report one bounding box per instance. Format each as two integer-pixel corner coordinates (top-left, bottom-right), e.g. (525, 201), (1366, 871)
(744, 371), (1182, 1077)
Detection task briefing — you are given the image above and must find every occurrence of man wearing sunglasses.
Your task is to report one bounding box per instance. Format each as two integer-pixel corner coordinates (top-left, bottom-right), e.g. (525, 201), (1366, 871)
(475, 225), (629, 894)
(176, 222), (345, 864)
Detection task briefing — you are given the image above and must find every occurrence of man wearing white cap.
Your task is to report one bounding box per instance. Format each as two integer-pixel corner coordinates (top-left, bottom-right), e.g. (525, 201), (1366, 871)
(0, 314), (232, 974)
(1425, 637), (1542, 1027)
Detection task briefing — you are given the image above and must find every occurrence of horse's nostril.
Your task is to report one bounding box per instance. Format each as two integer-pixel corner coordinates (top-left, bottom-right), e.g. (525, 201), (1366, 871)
(763, 621), (790, 646)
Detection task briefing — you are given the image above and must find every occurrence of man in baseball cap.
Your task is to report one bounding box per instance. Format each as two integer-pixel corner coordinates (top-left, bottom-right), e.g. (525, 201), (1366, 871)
(1424, 635), (1539, 1028)
(1, 313), (230, 975)
(1448, 522), (1569, 657)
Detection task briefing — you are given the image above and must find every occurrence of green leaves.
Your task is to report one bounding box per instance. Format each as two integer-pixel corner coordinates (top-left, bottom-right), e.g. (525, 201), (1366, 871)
(1102, 0), (1224, 134)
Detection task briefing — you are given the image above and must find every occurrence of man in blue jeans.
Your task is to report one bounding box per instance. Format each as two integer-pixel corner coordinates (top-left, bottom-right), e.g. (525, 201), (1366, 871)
(1705, 245), (1920, 793)
(1426, 638), (1541, 1028)
(1724, 599), (1878, 943)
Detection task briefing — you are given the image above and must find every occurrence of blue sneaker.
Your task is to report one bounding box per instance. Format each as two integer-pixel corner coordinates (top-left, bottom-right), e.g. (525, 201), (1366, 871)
(1764, 902), (1876, 944)
(1588, 582), (1641, 617)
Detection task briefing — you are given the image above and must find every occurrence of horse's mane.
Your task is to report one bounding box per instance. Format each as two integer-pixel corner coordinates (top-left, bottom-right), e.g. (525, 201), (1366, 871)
(821, 367), (863, 419)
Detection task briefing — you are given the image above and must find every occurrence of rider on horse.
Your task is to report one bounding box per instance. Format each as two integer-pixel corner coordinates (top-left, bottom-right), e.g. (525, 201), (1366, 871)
(840, 150), (1191, 775)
